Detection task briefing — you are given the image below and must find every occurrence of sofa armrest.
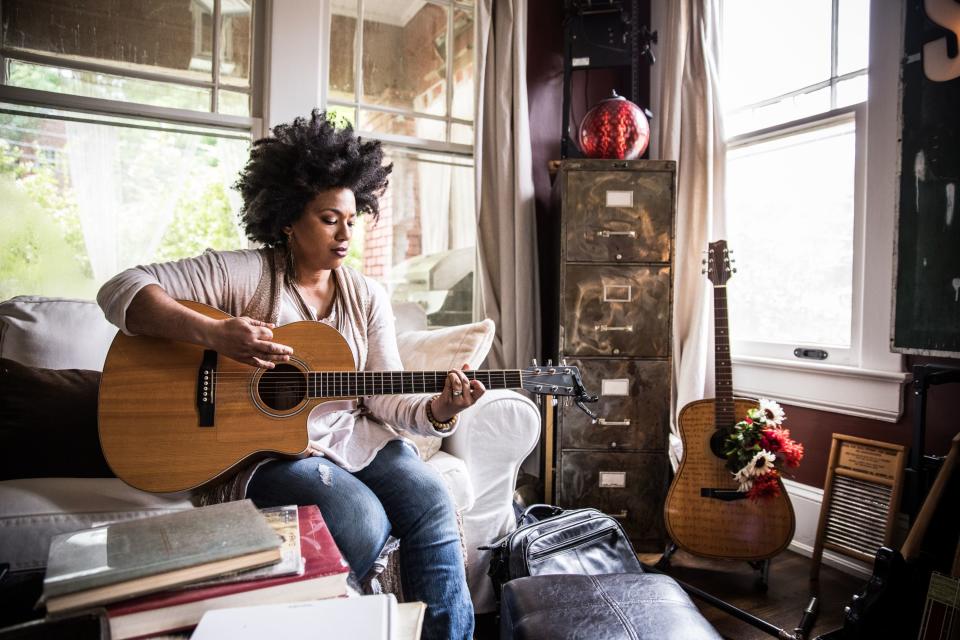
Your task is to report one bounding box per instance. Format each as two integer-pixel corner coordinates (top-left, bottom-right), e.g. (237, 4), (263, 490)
(440, 389), (540, 613)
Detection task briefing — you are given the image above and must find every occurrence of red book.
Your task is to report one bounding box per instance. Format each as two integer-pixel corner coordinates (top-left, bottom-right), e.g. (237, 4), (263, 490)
(107, 505), (351, 640)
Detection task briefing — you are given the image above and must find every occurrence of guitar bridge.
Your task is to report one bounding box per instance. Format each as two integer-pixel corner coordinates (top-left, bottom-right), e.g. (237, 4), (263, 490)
(196, 350), (217, 427)
(700, 488), (747, 501)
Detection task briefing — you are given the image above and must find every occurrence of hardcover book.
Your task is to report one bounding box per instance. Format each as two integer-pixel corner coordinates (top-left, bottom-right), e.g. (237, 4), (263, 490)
(42, 500), (281, 614)
(186, 504), (303, 587)
(106, 505), (350, 640)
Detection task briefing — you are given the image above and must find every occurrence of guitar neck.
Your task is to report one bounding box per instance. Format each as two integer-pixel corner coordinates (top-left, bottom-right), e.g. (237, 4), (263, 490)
(305, 369), (524, 398)
(713, 285), (735, 429)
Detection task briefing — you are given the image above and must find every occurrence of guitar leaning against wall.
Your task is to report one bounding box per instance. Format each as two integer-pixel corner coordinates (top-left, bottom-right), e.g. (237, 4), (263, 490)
(98, 300), (596, 494)
(664, 240), (796, 560)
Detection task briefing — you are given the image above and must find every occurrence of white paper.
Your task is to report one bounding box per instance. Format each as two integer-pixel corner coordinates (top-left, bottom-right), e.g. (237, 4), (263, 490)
(601, 379), (630, 396)
(190, 594), (397, 640)
(605, 190), (634, 207)
(599, 471), (627, 488)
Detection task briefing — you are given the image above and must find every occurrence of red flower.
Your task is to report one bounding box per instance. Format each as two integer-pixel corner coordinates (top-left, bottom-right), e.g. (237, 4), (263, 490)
(746, 474), (781, 501)
(760, 428), (787, 452)
(780, 438), (804, 467)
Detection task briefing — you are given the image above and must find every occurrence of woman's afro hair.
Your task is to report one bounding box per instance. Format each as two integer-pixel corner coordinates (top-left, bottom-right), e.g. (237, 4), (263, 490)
(235, 109), (392, 247)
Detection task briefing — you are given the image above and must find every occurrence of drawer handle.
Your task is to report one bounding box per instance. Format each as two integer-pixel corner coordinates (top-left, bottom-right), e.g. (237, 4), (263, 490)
(594, 324), (634, 332)
(593, 418), (631, 426)
(611, 510), (629, 519)
(595, 230), (637, 238)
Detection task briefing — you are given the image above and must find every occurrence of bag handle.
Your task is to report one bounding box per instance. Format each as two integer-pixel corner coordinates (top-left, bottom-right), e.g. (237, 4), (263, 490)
(518, 503), (564, 527)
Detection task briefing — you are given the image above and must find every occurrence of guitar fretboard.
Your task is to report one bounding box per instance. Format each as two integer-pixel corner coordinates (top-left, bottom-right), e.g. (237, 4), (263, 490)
(306, 369), (523, 398)
(713, 285), (735, 430)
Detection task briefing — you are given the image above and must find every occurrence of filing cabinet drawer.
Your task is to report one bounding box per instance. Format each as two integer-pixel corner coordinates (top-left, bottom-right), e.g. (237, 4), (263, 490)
(558, 450), (668, 550)
(563, 168), (674, 263)
(559, 358), (669, 451)
(561, 264), (670, 357)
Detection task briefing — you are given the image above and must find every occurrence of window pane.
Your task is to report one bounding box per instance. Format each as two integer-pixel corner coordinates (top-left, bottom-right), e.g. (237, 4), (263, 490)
(451, 123), (473, 145)
(359, 148), (475, 327)
(451, 7), (475, 122)
(726, 121), (855, 347)
(838, 0), (870, 76)
(836, 74), (868, 108)
(1, 0), (215, 83)
(218, 89), (250, 116)
(362, 2), (448, 115)
(8, 60), (211, 112)
(725, 87), (831, 137)
(0, 107), (248, 300)
(219, 1), (253, 87)
(359, 109), (446, 142)
(329, 1), (358, 102)
(721, 0), (832, 110)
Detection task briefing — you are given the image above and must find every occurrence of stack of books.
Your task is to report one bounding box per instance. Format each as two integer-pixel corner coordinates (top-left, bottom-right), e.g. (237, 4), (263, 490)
(39, 499), (355, 639)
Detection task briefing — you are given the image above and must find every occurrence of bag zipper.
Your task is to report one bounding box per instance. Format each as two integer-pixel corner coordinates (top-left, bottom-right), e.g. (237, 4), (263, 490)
(525, 524), (617, 566)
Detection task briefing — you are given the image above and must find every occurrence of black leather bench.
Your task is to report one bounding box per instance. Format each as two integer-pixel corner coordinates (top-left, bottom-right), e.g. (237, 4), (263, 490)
(500, 573), (722, 640)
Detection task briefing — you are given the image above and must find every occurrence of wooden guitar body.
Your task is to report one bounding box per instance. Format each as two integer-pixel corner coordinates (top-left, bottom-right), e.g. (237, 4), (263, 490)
(665, 398), (796, 560)
(98, 301), (355, 493)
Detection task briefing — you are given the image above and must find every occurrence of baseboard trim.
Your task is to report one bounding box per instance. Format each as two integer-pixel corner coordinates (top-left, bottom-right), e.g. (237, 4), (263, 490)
(782, 479), (874, 579)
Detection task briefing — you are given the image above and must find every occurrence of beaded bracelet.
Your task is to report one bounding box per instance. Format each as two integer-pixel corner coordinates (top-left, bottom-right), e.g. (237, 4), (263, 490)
(426, 394), (459, 432)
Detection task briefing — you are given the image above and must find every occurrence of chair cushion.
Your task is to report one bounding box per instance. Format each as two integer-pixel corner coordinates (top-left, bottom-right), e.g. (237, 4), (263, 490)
(500, 573), (722, 640)
(0, 296), (117, 371)
(0, 358), (112, 481)
(396, 319), (495, 460)
(0, 478), (192, 572)
(425, 450), (476, 512)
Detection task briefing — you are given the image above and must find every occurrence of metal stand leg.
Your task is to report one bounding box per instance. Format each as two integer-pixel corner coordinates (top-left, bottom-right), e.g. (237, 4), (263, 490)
(748, 559), (770, 591)
(657, 541), (678, 569)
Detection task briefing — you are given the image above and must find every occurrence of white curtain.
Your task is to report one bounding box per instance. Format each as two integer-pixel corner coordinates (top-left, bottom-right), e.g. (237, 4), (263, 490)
(655, 0), (728, 468)
(474, 0), (539, 369)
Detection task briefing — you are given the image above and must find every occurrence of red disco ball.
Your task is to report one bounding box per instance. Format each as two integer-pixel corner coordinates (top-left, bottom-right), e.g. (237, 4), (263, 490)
(578, 92), (650, 160)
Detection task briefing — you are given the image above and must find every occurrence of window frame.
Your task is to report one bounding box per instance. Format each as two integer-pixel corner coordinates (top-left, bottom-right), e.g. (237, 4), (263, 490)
(719, 0), (906, 422)
(320, 0), (476, 157)
(0, 0), (266, 134)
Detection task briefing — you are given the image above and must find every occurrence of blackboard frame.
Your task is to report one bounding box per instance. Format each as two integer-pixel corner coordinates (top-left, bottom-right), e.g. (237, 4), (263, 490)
(892, 0), (960, 357)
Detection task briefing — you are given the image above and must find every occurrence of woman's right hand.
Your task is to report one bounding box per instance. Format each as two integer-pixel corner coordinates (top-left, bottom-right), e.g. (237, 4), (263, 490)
(206, 316), (293, 369)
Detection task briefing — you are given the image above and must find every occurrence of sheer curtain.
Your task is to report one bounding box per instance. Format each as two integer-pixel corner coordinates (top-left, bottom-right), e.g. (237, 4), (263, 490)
(654, 0), (728, 468)
(474, 0), (539, 369)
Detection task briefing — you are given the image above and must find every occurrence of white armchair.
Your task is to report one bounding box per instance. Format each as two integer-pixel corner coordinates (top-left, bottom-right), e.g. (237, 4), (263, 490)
(0, 296), (541, 614)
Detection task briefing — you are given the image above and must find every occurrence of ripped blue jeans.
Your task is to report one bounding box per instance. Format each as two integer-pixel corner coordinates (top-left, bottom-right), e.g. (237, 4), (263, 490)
(246, 439), (474, 640)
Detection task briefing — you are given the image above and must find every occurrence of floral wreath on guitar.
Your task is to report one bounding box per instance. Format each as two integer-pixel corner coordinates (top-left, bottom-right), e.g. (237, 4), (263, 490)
(723, 399), (804, 501)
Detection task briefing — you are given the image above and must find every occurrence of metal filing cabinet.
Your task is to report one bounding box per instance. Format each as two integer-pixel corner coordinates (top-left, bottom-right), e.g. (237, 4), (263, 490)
(555, 159), (676, 552)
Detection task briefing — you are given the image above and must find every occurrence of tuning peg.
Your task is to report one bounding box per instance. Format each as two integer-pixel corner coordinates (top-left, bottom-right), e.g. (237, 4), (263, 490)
(701, 268), (707, 274)
(547, 359), (553, 366)
(732, 267), (738, 273)
(531, 358), (538, 366)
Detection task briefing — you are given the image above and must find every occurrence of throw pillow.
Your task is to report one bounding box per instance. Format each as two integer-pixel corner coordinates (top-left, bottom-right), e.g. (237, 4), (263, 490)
(0, 358), (113, 480)
(395, 319), (496, 460)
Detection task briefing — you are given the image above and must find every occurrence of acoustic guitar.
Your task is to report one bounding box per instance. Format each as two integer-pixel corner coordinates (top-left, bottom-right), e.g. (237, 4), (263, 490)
(99, 300), (593, 493)
(663, 240), (796, 560)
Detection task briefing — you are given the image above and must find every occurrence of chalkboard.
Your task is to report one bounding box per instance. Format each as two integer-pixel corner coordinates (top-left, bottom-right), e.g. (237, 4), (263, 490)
(893, 0), (960, 357)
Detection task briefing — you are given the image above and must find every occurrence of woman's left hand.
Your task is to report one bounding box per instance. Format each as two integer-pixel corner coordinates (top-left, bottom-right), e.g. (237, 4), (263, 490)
(431, 364), (486, 423)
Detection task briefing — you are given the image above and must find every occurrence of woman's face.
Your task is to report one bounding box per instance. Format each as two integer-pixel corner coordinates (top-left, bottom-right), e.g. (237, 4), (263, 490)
(285, 188), (357, 272)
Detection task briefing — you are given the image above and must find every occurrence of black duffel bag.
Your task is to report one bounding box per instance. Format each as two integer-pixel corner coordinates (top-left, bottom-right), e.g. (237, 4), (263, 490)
(480, 504), (643, 605)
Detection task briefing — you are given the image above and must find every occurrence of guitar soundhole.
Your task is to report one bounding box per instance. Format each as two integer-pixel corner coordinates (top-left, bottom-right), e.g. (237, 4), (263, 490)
(257, 364), (307, 411)
(709, 429), (729, 460)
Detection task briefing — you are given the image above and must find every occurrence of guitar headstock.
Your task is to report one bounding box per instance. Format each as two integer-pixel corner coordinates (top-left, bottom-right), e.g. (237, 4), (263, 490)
(521, 363), (599, 418)
(521, 364), (585, 397)
(703, 239), (736, 286)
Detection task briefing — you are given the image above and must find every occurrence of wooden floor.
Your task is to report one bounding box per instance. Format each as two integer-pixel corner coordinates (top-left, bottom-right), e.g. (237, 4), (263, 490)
(651, 549), (865, 640)
(475, 549), (867, 640)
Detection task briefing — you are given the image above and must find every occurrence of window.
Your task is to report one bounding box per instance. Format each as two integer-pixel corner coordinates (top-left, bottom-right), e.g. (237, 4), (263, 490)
(325, 0), (476, 327)
(0, 0), (262, 300)
(720, 0), (905, 421)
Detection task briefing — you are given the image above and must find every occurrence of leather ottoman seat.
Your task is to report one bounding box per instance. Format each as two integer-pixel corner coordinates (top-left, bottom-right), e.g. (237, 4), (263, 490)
(500, 573), (722, 640)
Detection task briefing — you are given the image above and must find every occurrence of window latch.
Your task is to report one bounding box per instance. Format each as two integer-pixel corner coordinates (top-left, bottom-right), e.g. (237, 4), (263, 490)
(794, 348), (828, 360)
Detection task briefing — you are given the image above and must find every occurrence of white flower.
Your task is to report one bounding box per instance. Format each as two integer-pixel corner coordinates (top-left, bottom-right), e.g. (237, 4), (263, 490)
(733, 465), (754, 492)
(750, 449), (777, 475)
(758, 398), (786, 426)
